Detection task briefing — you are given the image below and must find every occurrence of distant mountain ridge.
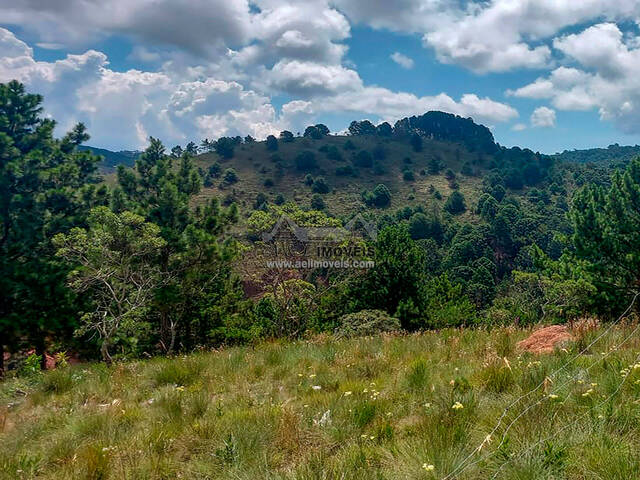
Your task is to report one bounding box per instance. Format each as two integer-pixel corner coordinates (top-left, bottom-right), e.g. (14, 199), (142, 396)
(552, 144), (640, 165)
(79, 145), (140, 172)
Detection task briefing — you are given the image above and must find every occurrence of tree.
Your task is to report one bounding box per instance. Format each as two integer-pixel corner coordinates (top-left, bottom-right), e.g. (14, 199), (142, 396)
(266, 135), (278, 151)
(348, 120), (376, 136)
(354, 150), (373, 168)
(0, 81), (105, 373)
(170, 145), (183, 158)
(445, 191), (466, 214)
(427, 156), (441, 174)
(223, 168), (238, 184)
(376, 122), (393, 137)
(185, 141), (199, 155)
(570, 158), (640, 308)
(54, 208), (165, 364)
(350, 225), (427, 328)
(304, 124), (329, 139)
(312, 177), (330, 194)
(363, 184), (392, 208)
(214, 137), (236, 159)
(279, 130), (294, 142)
(311, 194), (326, 210)
(116, 139), (239, 353)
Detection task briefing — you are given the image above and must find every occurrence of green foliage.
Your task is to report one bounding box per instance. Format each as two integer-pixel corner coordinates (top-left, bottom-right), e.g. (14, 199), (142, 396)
(310, 194), (326, 210)
(0, 81), (105, 370)
(311, 177), (330, 194)
(266, 135), (278, 151)
(445, 191), (466, 214)
(334, 310), (401, 339)
(363, 184), (391, 208)
(223, 168), (239, 184)
(279, 130), (294, 143)
(54, 207), (166, 363)
(570, 158), (640, 308)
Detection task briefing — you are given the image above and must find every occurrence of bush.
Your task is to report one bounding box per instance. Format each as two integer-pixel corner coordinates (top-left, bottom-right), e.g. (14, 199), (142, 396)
(402, 169), (415, 181)
(223, 168), (238, 184)
(311, 194), (325, 210)
(445, 191), (466, 214)
(334, 309), (401, 339)
(363, 183), (392, 208)
(311, 177), (330, 194)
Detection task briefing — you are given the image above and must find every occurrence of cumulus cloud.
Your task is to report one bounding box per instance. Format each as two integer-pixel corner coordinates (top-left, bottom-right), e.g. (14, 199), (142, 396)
(530, 107), (556, 128)
(0, 0), (253, 57)
(513, 23), (640, 133)
(0, 25), (518, 149)
(335, 0), (640, 73)
(390, 52), (414, 69)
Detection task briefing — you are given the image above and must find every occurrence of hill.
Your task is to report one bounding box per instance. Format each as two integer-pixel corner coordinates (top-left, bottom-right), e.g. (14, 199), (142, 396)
(552, 143), (640, 166)
(183, 111), (560, 221)
(79, 145), (140, 172)
(2, 325), (639, 479)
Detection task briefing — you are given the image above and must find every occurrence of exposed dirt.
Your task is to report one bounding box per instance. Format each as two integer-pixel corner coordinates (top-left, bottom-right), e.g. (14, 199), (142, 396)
(517, 325), (574, 354)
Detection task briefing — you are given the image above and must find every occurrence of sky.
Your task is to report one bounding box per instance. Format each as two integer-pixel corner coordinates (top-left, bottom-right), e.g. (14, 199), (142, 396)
(2, 1), (640, 153)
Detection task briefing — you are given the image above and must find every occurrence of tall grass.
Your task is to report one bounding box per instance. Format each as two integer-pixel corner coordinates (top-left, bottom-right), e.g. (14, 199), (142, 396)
(2, 325), (640, 479)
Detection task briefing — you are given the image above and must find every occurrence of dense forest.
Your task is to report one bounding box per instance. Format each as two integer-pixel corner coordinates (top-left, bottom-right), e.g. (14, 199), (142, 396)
(2, 80), (639, 374)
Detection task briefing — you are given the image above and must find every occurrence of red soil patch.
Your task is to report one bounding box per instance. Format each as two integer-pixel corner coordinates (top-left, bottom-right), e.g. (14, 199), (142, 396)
(517, 325), (574, 355)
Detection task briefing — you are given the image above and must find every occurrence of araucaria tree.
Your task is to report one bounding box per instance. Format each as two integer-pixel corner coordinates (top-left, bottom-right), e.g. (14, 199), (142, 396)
(54, 208), (166, 364)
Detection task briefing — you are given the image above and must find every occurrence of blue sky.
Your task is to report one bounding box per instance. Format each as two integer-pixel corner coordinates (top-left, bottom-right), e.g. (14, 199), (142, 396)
(2, 1), (640, 153)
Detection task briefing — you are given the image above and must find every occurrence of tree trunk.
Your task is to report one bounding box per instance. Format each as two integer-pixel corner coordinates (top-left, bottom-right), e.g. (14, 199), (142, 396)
(100, 341), (113, 366)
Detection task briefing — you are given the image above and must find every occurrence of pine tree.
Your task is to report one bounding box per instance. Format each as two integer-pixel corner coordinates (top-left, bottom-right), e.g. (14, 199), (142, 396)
(0, 81), (105, 373)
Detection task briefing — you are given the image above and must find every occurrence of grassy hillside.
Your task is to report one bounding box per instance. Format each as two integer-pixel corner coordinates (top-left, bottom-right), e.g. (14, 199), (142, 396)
(3, 324), (640, 479)
(194, 135), (490, 219)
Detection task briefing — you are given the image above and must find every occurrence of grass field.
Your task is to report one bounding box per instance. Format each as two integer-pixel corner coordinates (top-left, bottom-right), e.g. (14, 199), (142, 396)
(3, 323), (640, 479)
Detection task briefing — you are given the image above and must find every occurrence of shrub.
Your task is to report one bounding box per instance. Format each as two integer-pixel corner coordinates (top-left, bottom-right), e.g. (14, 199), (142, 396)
(304, 173), (314, 186)
(223, 168), (238, 184)
(402, 169), (415, 181)
(311, 177), (330, 194)
(311, 194), (325, 210)
(334, 309), (401, 339)
(363, 184), (392, 208)
(445, 191), (466, 214)
(263, 178), (274, 187)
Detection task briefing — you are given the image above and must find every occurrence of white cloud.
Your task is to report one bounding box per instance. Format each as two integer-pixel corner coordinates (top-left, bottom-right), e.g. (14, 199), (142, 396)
(0, 25), (518, 149)
(335, 0), (640, 73)
(513, 23), (640, 133)
(530, 106), (556, 128)
(0, 0), (253, 57)
(390, 52), (414, 69)
(512, 123), (527, 131)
